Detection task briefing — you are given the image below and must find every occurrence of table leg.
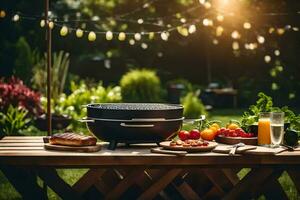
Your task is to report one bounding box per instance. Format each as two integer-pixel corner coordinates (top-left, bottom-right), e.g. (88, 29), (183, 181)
(0, 165), (47, 200)
(38, 167), (82, 200)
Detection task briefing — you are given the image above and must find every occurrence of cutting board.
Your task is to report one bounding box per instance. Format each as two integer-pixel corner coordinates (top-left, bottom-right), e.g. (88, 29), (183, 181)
(44, 143), (102, 153)
(213, 145), (257, 154)
(243, 146), (287, 155)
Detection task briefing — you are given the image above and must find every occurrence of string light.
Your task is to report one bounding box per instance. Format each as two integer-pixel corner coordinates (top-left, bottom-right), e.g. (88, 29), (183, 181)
(177, 26), (189, 36)
(149, 32), (155, 40)
(106, 31), (113, 40)
(141, 43), (148, 49)
(216, 26), (224, 36)
(134, 33), (142, 41)
(203, 18), (213, 26)
(213, 39), (219, 45)
(60, 26), (68, 36)
(274, 50), (280, 56)
(243, 22), (251, 29)
(12, 14), (20, 22)
(277, 28), (285, 35)
(129, 39), (135, 45)
(231, 30), (241, 39)
(40, 20), (45, 27)
(161, 31), (169, 41)
(232, 41), (239, 50)
(216, 14), (224, 22)
(76, 29), (84, 38)
(48, 21), (54, 29)
(137, 18), (144, 24)
(180, 18), (187, 23)
(118, 32), (126, 41)
(257, 35), (265, 44)
(0, 10), (6, 18)
(199, 0), (206, 5)
(88, 31), (96, 41)
(269, 27), (275, 34)
(188, 25), (196, 34)
(264, 55), (272, 63)
(204, 2), (212, 9)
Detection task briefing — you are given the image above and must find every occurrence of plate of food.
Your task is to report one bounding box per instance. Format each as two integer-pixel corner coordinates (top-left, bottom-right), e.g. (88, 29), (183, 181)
(215, 128), (257, 145)
(160, 139), (218, 152)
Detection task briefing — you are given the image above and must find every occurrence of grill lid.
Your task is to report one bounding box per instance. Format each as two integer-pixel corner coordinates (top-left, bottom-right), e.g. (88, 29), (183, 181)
(86, 103), (183, 120)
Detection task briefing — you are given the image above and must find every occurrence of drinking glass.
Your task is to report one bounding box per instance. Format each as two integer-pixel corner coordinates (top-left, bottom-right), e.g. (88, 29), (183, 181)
(270, 112), (285, 148)
(258, 112), (271, 146)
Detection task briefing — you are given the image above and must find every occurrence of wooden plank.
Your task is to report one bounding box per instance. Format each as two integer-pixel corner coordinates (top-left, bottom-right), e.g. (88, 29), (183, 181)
(222, 169), (240, 185)
(137, 169), (181, 200)
(261, 171), (288, 200)
(0, 147), (44, 150)
(1, 136), (44, 140)
(72, 169), (106, 195)
(202, 169), (235, 194)
(0, 143), (44, 147)
(105, 168), (145, 199)
(38, 167), (82, 200)
(224, 168), (274, 200)
(286, 169), (300, 193)
(0, 140), (43, 143)
(172, 180), (201, 200)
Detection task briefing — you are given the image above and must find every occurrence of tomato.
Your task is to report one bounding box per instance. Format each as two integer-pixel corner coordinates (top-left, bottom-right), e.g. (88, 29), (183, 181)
(189, 129), (201, 140)
(201, 129), (215, 141)
(178, 130), (190, 141)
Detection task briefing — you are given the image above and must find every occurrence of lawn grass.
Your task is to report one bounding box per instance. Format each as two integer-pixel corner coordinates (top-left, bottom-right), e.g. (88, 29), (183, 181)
(0, 109), (299, 199)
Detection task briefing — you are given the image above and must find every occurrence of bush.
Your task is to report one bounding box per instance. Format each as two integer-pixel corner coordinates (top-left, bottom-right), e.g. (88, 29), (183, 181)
(0, 77), (42, 116)
(181, 90), (207, 119)
(41, 81), (122, 130)
(0, 106), (31, 136)
(120, 69), (162, 102)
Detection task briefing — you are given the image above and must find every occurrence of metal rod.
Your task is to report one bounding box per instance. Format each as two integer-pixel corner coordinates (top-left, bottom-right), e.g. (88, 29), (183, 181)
(45, 0), (52, 136)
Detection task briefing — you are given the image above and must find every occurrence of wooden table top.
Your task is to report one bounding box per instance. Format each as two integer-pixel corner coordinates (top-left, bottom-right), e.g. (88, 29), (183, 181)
(0, 136), (300, 167)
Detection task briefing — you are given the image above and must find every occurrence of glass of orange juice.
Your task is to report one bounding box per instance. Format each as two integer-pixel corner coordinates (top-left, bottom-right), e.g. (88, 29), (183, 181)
(258, 112), (271, 146)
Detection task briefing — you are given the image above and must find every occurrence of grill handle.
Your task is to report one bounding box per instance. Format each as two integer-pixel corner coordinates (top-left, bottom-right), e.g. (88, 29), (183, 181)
(120, 123), (154, 128)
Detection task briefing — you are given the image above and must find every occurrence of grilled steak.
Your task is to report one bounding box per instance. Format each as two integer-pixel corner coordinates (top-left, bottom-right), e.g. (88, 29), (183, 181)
(49, 133), (97, 146)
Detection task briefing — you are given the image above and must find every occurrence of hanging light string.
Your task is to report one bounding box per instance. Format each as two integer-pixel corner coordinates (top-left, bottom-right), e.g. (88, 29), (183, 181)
(1, 1), (299, 61)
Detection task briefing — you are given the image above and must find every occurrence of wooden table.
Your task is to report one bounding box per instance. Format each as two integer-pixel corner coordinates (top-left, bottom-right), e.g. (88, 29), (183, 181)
(0, 136), (300, 200)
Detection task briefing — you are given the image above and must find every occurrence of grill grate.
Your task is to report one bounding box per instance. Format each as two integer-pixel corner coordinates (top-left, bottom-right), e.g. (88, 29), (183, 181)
(88, 103), (182, 111)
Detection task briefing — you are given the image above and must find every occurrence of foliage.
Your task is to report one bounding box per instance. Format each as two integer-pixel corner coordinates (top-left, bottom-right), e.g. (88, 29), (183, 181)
(120, 69), (162, 103)
(41, 81), (122, 129)
(241, 92), (300, 132)
(31, 50), (70, 100)
(0, 106), (31, 136)
(0, 77), (42, 116)
(181, 90), (207, 119)
(13, 37), (36, 84)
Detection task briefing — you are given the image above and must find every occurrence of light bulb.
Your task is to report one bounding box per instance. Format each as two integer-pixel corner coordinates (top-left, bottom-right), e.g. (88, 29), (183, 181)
(243, 22), (251, 29)
(188, 25), (196, 34)
(76, 29), (83, 38)
(48, 21), (54, 29)
(134, 33), (141, 41)
(0, 10), (6, 18)
(88, 31), (96, 41)
(40, 20), (45, 27)
(12, 14), (20, 22)
(60, 26), (68, 36)
(148, 32), (155, 40)
(106, 31), (113, 40)
(257, 35), (265, 44)
(161, 32), (169, 41)
(264, 55), (271, 63)
(118, 32), (126, 41)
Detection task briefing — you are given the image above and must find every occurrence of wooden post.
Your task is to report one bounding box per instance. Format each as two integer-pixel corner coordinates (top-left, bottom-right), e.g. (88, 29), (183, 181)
(45, 0), (52, 136)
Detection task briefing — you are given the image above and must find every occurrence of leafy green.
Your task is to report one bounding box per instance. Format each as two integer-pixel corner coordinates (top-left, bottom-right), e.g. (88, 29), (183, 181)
(241, 92), (300, 133)
(0, 106), (31, 136)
